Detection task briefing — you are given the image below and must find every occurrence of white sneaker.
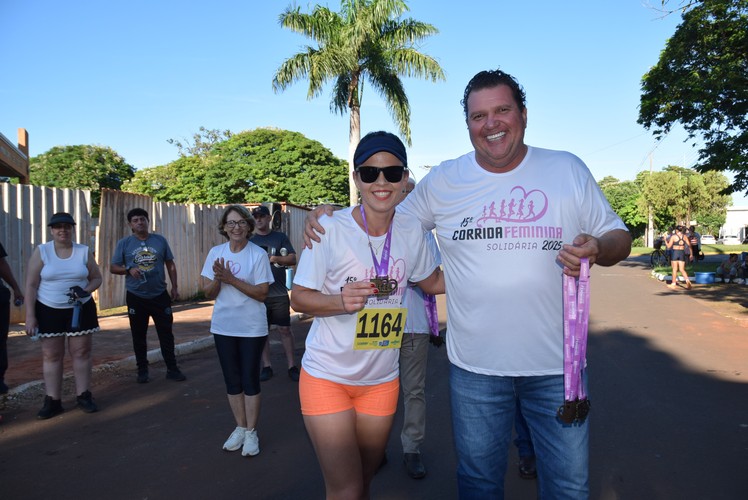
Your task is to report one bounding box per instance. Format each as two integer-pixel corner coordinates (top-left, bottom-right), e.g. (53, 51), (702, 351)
(223, 426), (247, 451)
(242, 428), (260, 456)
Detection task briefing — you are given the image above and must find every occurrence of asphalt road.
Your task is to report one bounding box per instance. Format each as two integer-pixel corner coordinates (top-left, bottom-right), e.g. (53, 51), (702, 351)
(1, 257), (747, 499)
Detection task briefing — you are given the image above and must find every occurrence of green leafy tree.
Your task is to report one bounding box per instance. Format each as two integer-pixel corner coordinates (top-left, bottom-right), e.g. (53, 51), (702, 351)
(30, 145), (135, 216)
(598, 176), (647, 237)
(636, 166), (730, 233)
(124, 128), (349, 205)
(273, 0), (445, 204)
(209, 128), (349, 205)
(167, 126), (233, 158)
(693, 170), (730, 232)
(122, 156), (208, 203)
(639, 170), (683, 231)
(638, 0), (748, 193)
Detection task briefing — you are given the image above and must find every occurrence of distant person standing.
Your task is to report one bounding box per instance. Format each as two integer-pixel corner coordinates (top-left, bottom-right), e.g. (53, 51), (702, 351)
(0, 241), (24, 394)
(25, 213), (102, 418)
(687, 225), (701, 261)
(110, 208), (186, 383)
(397, 177), (442, 480)
(249, 205), (299, 382)
(665, 225), (693, 290)
(201, 205), (273, 457)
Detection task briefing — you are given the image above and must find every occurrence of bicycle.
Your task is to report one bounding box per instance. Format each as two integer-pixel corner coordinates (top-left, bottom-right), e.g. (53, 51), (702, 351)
(650, 238), (670, 268)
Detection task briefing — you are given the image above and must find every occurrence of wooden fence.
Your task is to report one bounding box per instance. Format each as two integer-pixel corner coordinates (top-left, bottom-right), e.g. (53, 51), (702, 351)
(1, 183), (93, 323)
(1, 184), (311, 323)
(96, 189), (228, 310)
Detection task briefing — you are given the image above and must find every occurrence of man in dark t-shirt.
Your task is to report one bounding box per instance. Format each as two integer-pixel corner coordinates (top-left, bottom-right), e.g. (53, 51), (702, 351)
(249, 205), (299, 381)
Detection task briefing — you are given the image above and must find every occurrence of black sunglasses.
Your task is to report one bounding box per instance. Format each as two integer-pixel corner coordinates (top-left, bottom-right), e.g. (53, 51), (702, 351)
(355, 166), (406, 183)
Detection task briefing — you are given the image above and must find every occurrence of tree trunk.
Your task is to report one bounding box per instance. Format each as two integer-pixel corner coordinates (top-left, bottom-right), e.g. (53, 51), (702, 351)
(348, 105), (361, 206)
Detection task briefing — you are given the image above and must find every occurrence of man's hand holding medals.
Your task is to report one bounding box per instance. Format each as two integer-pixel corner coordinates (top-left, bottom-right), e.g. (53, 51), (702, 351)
(558, 257), (592, 425)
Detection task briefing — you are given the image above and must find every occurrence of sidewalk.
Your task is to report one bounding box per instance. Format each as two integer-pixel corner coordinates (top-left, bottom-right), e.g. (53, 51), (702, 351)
(3, 300), (307, 396)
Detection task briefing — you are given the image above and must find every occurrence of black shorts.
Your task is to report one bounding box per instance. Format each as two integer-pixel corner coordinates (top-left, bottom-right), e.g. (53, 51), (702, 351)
(265, 294), (291, 327)
(36, 299), (99, 337)
(671, 249), (687, 262)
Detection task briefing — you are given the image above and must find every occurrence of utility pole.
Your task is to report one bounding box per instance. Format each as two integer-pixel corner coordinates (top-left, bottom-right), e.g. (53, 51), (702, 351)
(647, 153), (654, 247)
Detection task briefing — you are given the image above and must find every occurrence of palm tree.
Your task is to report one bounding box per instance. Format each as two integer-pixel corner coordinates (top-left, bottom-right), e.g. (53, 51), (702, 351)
(273, 0), (445, 205)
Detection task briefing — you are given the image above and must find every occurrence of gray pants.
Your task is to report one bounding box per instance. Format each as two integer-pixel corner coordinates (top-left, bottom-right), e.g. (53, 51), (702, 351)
(399, 333), (430, 454)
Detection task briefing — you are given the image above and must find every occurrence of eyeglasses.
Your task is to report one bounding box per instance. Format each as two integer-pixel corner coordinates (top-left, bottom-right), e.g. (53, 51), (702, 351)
(355, 166), (406, 184)
(51, 224), (72, 230)
(225, 220), (249, 228)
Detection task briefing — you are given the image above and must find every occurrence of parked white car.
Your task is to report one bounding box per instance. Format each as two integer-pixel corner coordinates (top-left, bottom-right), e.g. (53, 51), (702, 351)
(701, 235), (716, 244)
(717, 235), (741, 245)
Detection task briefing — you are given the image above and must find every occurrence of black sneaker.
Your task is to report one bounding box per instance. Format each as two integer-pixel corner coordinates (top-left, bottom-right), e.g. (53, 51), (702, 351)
(76, 390), (99, 413)
(0, 380), (8, 395)
(259, 366), (273, 382)
(166, 369), (186, 381)
(37, 396), (64, 420)
(136, 370), (149, 384)
(288, 366), (300, 382)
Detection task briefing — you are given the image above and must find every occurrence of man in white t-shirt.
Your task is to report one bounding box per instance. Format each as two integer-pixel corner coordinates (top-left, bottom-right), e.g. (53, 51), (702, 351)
(306, 69), (631, 499)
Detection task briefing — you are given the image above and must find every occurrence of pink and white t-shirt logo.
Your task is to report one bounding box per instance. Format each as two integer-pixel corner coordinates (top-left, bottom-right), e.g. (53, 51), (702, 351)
(476, 185), (548, 227)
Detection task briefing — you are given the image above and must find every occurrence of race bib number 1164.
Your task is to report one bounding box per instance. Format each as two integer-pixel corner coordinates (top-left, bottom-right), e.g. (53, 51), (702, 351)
(353, 308), (407, 350)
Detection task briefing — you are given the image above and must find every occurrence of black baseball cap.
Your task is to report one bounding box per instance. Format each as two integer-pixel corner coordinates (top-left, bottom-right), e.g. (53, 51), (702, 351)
(354, 131), (408, 167)
(48, 212), (76, 226)
(252, 206), (271, 217)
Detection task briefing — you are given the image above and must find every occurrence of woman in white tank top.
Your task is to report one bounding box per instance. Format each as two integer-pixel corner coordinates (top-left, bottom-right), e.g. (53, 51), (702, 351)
(24, 212), (102, 419)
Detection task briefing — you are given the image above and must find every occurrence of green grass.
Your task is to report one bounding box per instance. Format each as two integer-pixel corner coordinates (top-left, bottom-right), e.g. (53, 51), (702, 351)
(636, 243), (748, 275)
(633, 243), (748, 257)
(652, 261), (716, 275)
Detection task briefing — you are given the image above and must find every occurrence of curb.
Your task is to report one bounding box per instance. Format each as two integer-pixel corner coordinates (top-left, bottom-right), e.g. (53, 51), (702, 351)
(6, 312), (311, 398)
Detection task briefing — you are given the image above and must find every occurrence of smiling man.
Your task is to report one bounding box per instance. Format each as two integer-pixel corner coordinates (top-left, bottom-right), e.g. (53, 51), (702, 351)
(397, 69), (631, 499)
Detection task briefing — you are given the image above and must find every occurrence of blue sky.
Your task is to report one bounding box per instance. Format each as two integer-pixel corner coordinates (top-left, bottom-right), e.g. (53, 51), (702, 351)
(3, 1), (735, 201)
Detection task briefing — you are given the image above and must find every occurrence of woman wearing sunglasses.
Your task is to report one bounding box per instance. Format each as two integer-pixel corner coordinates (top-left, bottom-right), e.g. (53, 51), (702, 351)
(291, 131), (444, 498)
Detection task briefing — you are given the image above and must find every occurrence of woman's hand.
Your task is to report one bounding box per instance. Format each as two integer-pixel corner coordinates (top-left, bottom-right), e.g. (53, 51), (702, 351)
(25, 317), (38, 337)
(212, 258), (235, 284)
(340, 281), (378, 314)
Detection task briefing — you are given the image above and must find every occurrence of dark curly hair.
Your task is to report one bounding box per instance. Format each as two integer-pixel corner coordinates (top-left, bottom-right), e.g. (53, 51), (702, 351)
(461, 69), (526, 119)
(218, 205), (255, 240)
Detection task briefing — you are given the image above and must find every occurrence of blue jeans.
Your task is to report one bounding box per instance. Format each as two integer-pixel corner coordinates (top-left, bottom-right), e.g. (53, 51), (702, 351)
(450, 364), (589, 499)
(514, 398), (535, 458)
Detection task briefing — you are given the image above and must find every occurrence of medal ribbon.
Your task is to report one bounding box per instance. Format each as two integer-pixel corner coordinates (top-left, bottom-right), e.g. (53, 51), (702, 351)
(424, 292), (439, 337)
(563, 258), (590, 402)
(359, 205), (393, 277)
